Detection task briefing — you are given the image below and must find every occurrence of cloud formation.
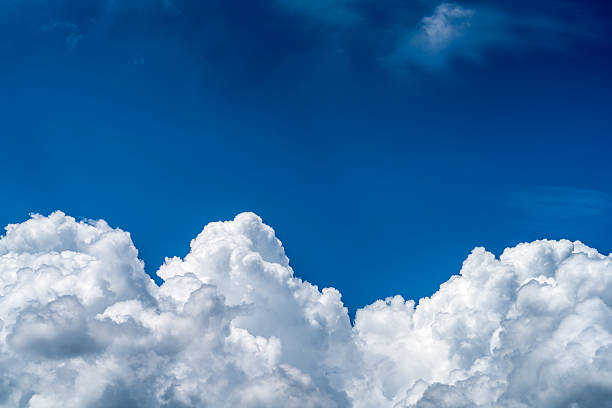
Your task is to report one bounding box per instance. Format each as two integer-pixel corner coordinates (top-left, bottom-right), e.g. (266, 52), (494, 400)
(1, 211), (611, 407)
(1, 0), (605, 74)
(414, 3), (476, 52)
(275, 0), (603, 70)
(387, 2), (484, 69)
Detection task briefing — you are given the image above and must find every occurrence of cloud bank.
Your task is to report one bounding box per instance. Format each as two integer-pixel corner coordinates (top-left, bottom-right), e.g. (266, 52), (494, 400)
(0, 211), (611, 407)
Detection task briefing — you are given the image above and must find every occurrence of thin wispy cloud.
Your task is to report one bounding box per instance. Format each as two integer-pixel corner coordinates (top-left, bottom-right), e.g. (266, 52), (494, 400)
(41, 20), (83, 49)
(414, 3), (476, 52)
(1, 0), (606, 72)
(386, 2), (486, 69)
(509, 186), (612, 218)
(274, 0), (606, 70)
(386, 1), (603, 70)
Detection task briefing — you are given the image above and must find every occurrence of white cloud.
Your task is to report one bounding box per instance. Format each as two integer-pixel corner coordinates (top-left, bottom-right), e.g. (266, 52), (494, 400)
(1, 211), (611, 406)
(385, 2), (510, 70)
(273, 0), (505, 69)
(274, 0), (598, 71)
(413, 3), (476, 52)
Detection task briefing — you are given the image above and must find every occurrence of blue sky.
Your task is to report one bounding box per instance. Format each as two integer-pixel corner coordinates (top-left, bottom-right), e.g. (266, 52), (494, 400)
(2, 0), (612, 315)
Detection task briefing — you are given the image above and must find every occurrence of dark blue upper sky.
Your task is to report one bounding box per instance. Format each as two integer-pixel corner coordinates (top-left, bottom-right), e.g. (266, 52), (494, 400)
(2, 0), (611, 315)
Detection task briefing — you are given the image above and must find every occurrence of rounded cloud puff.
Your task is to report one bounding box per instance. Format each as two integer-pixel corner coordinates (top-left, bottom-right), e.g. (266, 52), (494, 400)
(0, 211), (611, 407)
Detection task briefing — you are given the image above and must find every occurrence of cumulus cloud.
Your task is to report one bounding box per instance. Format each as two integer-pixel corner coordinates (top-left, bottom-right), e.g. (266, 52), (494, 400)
(0, 211), (611, 407)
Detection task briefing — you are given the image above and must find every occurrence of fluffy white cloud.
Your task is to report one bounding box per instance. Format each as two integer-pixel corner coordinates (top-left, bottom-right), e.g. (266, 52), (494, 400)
(0, 211), (611, 407)
(353, 242), (612, 407)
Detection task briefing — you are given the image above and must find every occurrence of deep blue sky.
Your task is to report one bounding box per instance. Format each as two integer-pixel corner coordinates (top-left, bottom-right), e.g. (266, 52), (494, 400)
(2, 0), (611, 315)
